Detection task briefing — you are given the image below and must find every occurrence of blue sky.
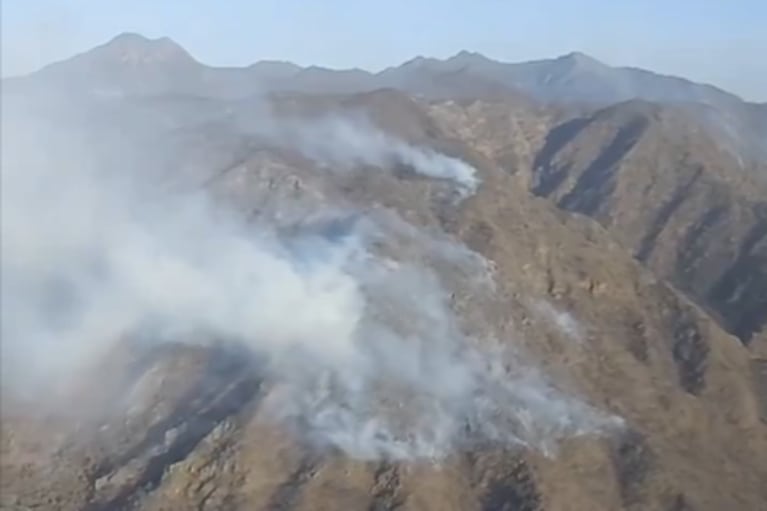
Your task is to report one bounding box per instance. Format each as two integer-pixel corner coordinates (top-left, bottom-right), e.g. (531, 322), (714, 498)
(2, 0), (765, 100)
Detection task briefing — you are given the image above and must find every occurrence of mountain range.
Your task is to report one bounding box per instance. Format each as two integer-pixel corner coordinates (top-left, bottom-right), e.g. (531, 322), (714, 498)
(2, 33), (767, 511)
(11, 32), (765, 166)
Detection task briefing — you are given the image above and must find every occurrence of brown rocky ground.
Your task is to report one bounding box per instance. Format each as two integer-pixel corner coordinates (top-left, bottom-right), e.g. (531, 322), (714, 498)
(2, 89), (767, 510)
(429, 97), (767, 349)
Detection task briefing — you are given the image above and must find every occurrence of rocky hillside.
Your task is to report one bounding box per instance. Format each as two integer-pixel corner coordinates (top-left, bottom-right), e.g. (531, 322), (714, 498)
(429, 98), (767, 350)
(2, 37), (767, 511)
(530, 101), (767, 344)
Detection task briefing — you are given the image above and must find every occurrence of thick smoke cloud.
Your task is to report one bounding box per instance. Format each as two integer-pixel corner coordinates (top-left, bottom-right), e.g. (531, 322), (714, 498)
(0, 92), (620, 460)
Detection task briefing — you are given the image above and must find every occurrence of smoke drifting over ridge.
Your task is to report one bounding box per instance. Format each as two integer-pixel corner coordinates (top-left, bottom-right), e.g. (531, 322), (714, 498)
(180, 97), (480, 196)
(263, 113), (479, 195)
(0, 91), (620, 460)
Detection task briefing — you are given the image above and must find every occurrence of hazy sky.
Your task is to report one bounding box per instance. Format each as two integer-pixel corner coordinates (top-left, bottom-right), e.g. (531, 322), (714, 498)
(2, 0), (765, 101)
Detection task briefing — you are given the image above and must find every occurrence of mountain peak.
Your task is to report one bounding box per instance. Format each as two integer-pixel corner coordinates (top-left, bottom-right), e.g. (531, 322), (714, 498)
(107, 32), (153, 45)
(248, 60), (302, 78)
(453, 50), (482, 59)
(94, 32), (195, 65)
(400, 55), (433, 68)
(556, 51), (605, 69)
(447, 50), (492, 64)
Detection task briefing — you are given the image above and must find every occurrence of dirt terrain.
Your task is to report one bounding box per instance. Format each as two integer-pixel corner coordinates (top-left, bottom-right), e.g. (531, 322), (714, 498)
(2, 36), (767, 511)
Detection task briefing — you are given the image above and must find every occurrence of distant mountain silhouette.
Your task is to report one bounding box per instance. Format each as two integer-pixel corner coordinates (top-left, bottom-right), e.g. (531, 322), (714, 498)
(0, 33), (741, 102)
(6, 32), (766, 161)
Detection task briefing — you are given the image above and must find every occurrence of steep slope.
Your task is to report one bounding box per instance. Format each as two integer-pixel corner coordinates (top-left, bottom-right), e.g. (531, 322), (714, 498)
(429, 97), (767, 347)
(3, 87), (767, 511)
(6, 33), (278, 99)
(25, 33), (207, 96)
(389, 51), (766, 166)
(528, 101), (767, 346)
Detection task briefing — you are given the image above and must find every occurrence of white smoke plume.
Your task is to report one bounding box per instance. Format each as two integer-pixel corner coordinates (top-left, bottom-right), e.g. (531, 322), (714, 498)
(224, 100), (480, 197)
(278, 114), (479, 195)
(532, 300), (585, 343)
(0, 91), (619, 461)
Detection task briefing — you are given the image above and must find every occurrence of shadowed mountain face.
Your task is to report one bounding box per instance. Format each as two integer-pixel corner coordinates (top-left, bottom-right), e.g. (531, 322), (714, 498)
(428, 97), (767, 349)
(528, 101), (767, 345)
(2, 35), (767, 511)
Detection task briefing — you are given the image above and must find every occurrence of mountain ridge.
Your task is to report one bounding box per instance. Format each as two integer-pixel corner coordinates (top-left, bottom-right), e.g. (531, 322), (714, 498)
(8, 32), (754, 105)
(10, 32), (762, 164)
(4, 32), (767, 511)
